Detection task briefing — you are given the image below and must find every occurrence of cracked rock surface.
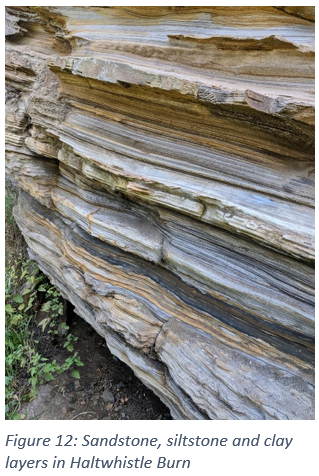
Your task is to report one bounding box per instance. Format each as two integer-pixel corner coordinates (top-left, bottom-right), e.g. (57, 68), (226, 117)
(5, 6), (314, 419)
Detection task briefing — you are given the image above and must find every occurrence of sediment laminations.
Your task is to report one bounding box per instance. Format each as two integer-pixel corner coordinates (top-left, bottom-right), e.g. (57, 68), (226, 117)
(5, 6), (315, 419)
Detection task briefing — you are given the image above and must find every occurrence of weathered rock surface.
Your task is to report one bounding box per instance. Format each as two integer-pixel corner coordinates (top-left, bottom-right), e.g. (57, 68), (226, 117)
(5, 6), (314, 419)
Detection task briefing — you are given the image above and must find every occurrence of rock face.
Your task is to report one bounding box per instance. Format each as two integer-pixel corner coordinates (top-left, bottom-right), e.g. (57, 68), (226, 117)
(5, 6), (314, 419)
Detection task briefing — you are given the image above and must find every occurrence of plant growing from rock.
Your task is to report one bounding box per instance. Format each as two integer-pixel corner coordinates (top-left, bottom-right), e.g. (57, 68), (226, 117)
(5, 259), (84, 419)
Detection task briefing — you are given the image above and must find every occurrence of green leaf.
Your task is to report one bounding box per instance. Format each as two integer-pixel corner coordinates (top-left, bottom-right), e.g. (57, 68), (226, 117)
(34, 277), (43, 287)
(72, 370), (80, 379)
(29, 376), (38, 388)
(41, 302), (51, 312)
(5, 304), (14, 313)
(38, 285), (47, 292)
(18, 304), (25, 311)
(11, 315), (19, 325)
(67, 344), (74, 352)
(38, 317), (50, 332)
(44, 373), (54, 381)
(42, 364), (52, 373)
(13, 295), (24, 303)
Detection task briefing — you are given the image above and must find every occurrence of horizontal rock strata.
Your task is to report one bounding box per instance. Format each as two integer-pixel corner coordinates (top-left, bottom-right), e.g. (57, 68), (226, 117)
(5, 6), (314, 419)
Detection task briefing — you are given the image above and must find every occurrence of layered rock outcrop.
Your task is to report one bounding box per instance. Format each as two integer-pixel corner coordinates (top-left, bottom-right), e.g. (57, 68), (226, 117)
(5, 6), (314, 419)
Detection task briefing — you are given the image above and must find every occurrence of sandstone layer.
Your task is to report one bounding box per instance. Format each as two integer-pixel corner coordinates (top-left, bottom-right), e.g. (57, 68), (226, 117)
(5, 6), (315, 419)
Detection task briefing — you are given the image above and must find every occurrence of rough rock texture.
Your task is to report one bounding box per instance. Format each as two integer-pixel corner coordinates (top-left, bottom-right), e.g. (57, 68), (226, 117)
(5, 6), (314, 420)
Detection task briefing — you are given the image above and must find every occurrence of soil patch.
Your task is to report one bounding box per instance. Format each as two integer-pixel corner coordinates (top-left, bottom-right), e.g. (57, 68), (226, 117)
(22, 311), (172, 421)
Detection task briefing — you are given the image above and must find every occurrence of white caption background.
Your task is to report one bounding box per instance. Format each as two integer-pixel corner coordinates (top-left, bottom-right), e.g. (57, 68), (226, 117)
(2, 420), (317, 475)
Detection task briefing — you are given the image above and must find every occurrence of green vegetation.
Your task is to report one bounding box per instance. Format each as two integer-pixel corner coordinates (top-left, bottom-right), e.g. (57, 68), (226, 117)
(5, 184), (84, 419)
